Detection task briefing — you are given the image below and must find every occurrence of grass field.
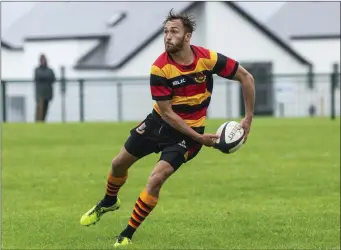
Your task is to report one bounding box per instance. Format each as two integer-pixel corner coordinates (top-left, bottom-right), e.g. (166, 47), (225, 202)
(2, 117), (340, 249)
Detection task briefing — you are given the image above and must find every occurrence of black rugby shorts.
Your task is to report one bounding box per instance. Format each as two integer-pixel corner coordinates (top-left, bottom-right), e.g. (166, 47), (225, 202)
(124, 110), (203, 171)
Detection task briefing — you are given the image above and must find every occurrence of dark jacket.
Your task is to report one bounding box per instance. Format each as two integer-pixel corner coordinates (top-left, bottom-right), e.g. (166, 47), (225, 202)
(34, 66), (56, 101)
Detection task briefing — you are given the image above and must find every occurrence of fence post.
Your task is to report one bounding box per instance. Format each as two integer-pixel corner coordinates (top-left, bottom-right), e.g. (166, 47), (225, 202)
(308, 65), (314, 89)
(1, 81), (7, 123)
(279, 103), (285, 117)
(60, 66), (66, 123)
(226, 80), (232, 118)
(117, 82), (122, 121)
(330, 63), (338, 120)
(79, 79), (84, 122)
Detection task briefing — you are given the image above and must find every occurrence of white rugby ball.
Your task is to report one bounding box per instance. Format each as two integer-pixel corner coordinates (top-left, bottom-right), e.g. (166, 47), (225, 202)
(215, 121), (245, 154)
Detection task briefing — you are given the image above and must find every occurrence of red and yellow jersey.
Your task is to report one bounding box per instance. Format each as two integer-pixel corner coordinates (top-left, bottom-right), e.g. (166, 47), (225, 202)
(150, 45), (239, 128)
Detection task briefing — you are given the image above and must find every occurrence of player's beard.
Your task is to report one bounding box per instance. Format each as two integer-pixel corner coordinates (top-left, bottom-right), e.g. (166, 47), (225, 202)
(165, 35), (185, 54)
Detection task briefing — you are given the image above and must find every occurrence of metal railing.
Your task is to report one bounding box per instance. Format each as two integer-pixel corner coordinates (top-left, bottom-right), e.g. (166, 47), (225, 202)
(1, 71), (339, 123)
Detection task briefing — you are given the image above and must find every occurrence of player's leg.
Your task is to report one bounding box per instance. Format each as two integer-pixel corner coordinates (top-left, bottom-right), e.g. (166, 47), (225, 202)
(99, 146), (139, 207)
(80, 116), (158, 226)
(114, 159), (175, 247)
(80, 146), (140, 226)
(114, 141), (202, 247)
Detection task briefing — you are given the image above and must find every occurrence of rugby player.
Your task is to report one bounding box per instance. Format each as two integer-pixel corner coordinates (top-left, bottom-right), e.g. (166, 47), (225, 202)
(80, 9), (255, 247)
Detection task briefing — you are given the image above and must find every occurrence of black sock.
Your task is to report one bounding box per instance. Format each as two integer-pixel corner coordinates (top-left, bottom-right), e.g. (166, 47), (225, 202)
(103, 171), (127, 206)
(120, 225), (136, 239)
(100, 194), (117, 207)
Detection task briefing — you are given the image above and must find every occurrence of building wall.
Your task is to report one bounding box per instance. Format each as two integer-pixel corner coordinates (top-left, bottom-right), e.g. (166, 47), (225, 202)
(1, 49), (25, 79)
(1, 39), (113, 79)
(291, 38), (340, 73)
(24, 39), (103, 78)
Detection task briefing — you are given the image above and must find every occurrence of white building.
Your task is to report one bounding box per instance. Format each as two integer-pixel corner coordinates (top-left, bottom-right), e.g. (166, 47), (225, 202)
(267, 1), (340, 73)
(2, 2), (321, 123)
(1, 41), (25, 79)
(267, 1), (340, 117)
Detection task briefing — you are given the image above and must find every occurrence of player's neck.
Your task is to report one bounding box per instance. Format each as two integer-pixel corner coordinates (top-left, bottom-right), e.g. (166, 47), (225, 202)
(170, 46), (194, 66)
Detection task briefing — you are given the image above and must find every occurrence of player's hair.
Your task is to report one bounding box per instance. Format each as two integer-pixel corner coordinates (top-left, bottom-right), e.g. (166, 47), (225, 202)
(163, 8), (196, 34)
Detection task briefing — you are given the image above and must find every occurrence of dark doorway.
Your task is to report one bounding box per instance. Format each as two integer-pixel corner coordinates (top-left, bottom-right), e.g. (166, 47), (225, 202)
(239, 62), (274, 116)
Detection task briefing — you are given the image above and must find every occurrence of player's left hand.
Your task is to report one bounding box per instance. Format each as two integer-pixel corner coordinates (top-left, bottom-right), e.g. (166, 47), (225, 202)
(240, 116), (253, 144)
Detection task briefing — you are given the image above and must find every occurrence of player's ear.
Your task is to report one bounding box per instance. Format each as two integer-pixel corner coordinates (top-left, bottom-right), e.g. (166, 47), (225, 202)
(185, 32), (192, 42)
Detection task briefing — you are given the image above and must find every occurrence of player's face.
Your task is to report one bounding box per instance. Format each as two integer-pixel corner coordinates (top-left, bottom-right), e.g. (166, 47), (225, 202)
(164, 20), (190, 53)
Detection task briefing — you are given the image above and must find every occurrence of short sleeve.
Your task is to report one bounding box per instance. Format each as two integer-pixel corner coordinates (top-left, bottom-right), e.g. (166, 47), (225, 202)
(150, 65), (172, 101)
(211, 52), (239, 80)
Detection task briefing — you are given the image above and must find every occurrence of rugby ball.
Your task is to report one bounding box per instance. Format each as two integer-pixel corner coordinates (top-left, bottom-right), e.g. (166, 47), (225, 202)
(214, 121), (245, 154)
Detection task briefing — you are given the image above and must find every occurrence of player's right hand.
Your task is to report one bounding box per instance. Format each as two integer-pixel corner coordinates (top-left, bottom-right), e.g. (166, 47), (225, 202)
(197, 133), (220, 147)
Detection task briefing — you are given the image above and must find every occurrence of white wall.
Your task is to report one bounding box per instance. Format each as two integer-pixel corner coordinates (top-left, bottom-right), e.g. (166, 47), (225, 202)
(23, 39), (103, 78)
(115, 32), (164, 77)
(1, 49), (25, 79)
(2, 39), (116, 79)
(291, 39), (340, 73)
(1, 39), (115, 79)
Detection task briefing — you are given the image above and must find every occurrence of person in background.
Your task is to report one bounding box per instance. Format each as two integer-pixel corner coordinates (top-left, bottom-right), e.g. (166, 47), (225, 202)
(34, 54), (56, 122)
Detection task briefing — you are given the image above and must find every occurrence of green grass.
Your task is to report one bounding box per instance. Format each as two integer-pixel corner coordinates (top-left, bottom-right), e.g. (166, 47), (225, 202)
(2, 117), (340, 249)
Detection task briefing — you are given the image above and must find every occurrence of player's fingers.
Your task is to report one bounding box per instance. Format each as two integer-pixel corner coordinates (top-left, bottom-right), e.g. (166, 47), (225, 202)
(207, 133), (220, 139)
(206, 136), (217, 146)
(243, 133), (249, 144)
(204, 141), (214, 147)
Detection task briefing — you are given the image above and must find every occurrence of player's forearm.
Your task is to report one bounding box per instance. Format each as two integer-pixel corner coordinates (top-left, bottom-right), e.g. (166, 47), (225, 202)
(240, 74), (255, 118)
(160, 110), (202, 142)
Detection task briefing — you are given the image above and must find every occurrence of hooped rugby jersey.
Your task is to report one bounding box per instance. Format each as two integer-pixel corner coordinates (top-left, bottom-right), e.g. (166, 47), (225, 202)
(150, 45), (239, 128)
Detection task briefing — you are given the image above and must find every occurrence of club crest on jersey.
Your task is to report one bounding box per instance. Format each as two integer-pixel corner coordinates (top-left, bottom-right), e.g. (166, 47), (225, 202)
(194, 72), (206, 83)
(136, 122), (146, 134)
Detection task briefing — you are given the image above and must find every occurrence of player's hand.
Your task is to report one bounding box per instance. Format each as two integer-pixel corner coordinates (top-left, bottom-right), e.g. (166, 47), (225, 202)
(197, 133), (220, 147)
(240, 116), (253, 144)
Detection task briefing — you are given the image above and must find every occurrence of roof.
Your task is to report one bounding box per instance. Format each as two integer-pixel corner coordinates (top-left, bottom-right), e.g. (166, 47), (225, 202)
(1, 41), (13, 50)
(267, 2), (340, 40)
(77, 1), (311, 69)
(225, 2), (310, 66)
(1, 40), (23, 51)
(3, 1), (193, 68)
(3, 1), (311, 69)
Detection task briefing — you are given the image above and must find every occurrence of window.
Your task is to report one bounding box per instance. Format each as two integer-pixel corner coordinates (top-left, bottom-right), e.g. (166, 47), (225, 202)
(8, 96), (26, 122)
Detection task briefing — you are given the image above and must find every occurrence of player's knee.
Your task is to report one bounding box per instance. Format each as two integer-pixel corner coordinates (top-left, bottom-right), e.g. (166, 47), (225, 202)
(146, 174), (165, 196)
(148, 173), (164, 189)
(147, 164), (174, 191)
(111, 155), (129, 171)
(111, 147), (138, 171)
